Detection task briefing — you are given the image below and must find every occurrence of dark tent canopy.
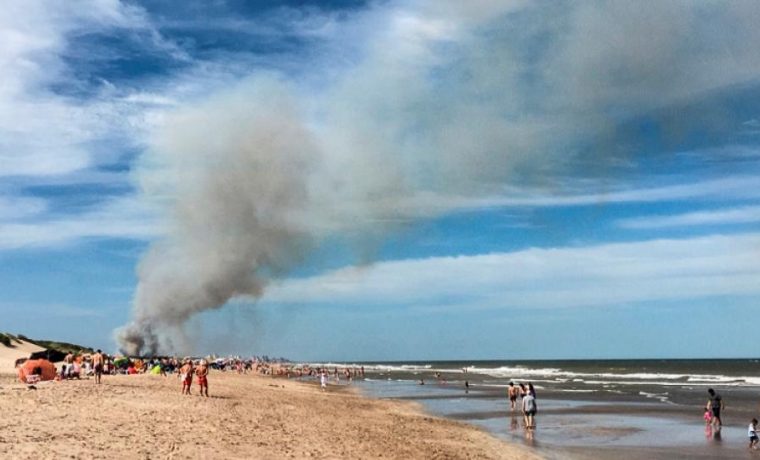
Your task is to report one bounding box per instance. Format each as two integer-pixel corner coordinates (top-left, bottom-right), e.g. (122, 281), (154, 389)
(29, 349), (67, 363)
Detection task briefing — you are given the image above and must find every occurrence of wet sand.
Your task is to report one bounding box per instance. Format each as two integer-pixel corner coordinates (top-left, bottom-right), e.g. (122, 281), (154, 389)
(0, 371), (538, 459)
(357, 378), (755, 459)
(446, 400), (750, 459)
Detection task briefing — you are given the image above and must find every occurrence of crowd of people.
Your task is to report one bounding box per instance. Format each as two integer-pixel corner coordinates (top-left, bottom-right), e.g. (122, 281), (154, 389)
(17, 353), (760, 451)
(701, 388), (759, 451)
(20, 349), (369, 398)
(506, 381), (537, 430)
(54, 351), (183, 380)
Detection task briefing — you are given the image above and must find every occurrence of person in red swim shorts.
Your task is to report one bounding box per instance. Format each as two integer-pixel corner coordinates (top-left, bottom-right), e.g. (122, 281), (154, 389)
(180, 359), (194, 395)
(196, 359), (209, 397)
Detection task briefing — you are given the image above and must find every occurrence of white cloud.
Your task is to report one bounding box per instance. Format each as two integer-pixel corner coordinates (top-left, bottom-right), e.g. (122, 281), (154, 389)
(0, 301), (107, 318)
(391, 176), (760, 215)
(307, 0), (760, 205)
(260, 233), (760, 311)
(0, 0), (258, 253)
(0, 195), (160, 250)
(617, 205), (760, 229)
(0, 196), (47, 220)
(0, 1), (153, 177)
(503, 176), (760, 206)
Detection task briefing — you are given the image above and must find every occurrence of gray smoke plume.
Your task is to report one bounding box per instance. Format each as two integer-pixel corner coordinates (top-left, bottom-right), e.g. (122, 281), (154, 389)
(117, 1), (760, 355)
(116, 80), (321, 355)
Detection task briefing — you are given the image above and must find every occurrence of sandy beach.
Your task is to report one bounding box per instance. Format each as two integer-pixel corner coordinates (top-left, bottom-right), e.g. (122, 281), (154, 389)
(0, 340), (45, 374)
(0, 369), (538, 460)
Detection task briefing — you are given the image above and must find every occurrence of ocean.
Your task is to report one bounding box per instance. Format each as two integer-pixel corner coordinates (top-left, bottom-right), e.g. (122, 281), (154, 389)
(331, 359), (760, 458)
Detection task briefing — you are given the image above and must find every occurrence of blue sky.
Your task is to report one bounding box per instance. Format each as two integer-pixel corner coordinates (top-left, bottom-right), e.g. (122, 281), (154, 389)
(2, 0), (760, 360)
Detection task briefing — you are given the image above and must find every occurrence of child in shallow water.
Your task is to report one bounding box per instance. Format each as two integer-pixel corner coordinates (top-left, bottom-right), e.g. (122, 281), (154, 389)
(749, 418), (759, 450)
(703, 407), (712, 424)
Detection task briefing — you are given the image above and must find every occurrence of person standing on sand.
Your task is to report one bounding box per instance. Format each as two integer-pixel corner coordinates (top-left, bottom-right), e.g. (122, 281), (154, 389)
(180, 360), (194, 395)
(61, 351), (73, 379)
(320, 370), (328, 390)
(707, 388), (724, 427)
(196, 360), (209, 397)
(92, 350), (104, 384)
(507, 382), (519, 411)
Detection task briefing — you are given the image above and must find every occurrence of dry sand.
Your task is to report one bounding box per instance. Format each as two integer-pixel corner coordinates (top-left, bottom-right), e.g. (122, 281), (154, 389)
(0, 340), (45, 374)
(0, 370), (539, 459)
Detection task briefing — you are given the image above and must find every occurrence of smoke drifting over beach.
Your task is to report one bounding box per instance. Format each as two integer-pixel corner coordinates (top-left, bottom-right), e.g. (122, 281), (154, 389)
(116, 81), (321, 355)
(117, 1), (760, 355)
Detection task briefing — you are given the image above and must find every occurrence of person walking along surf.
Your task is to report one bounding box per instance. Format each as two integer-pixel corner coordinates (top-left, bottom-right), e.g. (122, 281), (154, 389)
(507, 382), (519, 411)
(522, 390), (537, 430)
(707, 388), (724, 427)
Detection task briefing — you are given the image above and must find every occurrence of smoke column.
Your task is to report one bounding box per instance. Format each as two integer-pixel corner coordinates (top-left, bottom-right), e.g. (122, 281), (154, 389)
(116, 80), (323, 355)
(117, 1), (760, 355)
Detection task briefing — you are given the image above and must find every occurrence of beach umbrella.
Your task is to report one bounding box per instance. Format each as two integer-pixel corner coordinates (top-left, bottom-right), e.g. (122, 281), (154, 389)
(18, 359), (57, 384)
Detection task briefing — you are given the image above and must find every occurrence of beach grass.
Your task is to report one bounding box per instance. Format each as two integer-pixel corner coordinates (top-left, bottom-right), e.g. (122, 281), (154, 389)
(0, 333), (25, 347)
(15, 334), (93, 354)
(0, 333), (12, 347)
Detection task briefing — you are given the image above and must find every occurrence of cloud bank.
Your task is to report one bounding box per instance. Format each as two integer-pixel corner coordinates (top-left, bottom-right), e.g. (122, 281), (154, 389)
(260, 233), (760, 312)
(617, 205), (760, 229)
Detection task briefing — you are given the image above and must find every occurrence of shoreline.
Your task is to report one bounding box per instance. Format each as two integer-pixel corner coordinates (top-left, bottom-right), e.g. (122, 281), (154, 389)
(353, 373), (757, 459)
(0, 371), (538, 459)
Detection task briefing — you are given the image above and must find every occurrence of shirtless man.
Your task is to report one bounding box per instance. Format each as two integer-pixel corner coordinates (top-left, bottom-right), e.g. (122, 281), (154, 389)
(92, 349), (104, 384)
(61, 351), (74, 379)
(196, 360), (209, 397)
(508, 382), (519, 411)
(180, 360), (194, 395)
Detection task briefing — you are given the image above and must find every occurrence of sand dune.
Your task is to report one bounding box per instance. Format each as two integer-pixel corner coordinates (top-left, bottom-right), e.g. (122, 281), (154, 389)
(0, 371), (538, 459)
(0, 340), (45, 374)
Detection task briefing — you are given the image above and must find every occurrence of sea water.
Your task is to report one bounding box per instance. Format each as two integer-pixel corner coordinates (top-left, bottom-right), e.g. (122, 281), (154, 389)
(333, 359), (760, 456)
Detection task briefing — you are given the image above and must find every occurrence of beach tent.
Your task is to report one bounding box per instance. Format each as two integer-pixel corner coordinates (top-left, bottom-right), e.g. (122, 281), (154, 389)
(18, 359), (57, 384)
